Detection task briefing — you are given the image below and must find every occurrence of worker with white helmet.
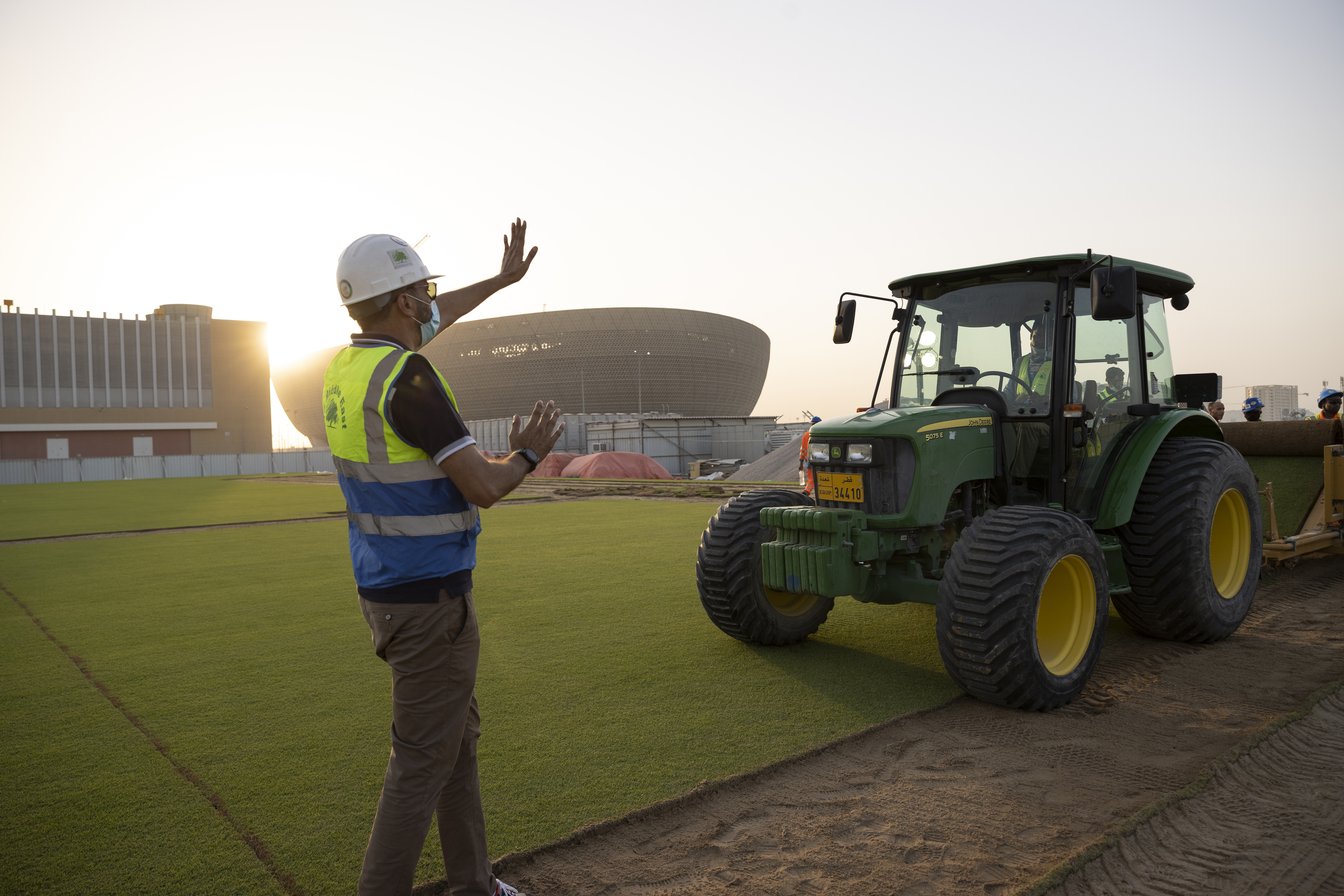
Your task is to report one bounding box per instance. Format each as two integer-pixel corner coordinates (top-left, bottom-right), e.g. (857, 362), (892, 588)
(324, 220), (559, 896)
(1315, 388), (1342, 421)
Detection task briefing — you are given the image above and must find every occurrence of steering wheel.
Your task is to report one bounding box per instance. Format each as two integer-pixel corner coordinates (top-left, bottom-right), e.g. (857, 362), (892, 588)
(975, 369), (1034, 395)
(1094, 387), (1131, 421)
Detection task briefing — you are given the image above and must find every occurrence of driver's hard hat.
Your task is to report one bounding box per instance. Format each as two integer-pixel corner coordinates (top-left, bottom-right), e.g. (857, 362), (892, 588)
(810, 416), (822, 424)
(1242, 396), (1264, 412)
(1318, 388), (1343, 407)
(336, 234), (441, 306)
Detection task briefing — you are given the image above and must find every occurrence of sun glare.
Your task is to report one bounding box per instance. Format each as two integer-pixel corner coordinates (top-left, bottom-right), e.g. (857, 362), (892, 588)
(266, 315), (348, 372)
(265, 316), (348, 451)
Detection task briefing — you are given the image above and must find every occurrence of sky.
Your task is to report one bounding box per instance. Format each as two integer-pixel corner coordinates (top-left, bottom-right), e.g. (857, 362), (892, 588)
(2, 0), (1340, 443)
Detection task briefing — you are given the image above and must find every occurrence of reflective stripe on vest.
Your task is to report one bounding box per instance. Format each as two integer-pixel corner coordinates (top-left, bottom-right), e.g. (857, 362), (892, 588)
(347, 508), (479, 537)
(334, 454), (441, 484)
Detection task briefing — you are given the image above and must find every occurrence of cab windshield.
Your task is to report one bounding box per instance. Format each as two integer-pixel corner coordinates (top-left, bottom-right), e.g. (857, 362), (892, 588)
(895, 281), (1173, 413)
(897, 281), (1057, 416)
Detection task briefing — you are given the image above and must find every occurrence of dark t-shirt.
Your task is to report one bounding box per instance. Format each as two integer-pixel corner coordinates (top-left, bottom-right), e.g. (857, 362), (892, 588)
(351, 334), (476, 602)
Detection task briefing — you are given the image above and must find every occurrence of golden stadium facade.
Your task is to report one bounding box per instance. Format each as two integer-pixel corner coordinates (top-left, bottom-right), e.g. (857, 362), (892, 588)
(273, 307), (770, 447)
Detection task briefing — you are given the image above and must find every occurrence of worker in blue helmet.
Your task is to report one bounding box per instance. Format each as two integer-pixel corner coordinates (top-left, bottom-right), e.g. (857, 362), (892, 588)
(1242, 396), (1264, 422)
(1315, 388), (1342, 421)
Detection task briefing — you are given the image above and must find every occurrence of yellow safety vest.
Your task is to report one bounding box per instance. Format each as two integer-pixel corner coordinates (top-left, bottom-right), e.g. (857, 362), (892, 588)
(323, 342), (480, 591)
(1014, 357), (1051, 398)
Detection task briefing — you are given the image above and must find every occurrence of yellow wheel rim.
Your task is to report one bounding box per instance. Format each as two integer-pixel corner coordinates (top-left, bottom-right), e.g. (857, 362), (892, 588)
(1035, 554), (1097, 677)
(1210, 487), (1252, 599)
(764, 586), (819, 617)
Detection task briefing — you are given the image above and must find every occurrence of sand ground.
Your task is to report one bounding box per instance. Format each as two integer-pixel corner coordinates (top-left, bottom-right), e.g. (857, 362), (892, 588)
(479, 556), (1344, 896)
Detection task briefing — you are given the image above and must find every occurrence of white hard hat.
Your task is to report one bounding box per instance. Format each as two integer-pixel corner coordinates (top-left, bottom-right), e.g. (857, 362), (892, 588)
(336, 234), (441, 306)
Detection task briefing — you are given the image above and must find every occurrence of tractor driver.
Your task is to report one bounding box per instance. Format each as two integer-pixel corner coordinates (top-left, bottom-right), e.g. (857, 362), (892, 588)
(1008, 322), (1050, 479)
(1013, 324), (1051, 403)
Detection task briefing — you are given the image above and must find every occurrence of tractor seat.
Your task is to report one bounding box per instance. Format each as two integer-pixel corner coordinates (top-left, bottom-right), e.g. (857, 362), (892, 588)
(930, 386), (1008, 418)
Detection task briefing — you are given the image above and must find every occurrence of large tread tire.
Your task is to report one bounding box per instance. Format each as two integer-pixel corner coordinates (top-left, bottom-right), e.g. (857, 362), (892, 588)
(1116, 438), (1261, 641)
(696, 488), (834, 645)
(936, 506), (1109, 710)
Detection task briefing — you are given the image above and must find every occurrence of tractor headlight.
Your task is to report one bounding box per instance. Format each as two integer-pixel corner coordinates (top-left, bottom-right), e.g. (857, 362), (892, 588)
(808, 442), (830, 464)
(846, 443), (874, 463)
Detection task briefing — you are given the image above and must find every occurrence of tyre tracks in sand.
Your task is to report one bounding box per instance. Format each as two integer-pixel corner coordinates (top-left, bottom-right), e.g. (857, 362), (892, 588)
(481, 557), (1344, 896)
(1042, 685), (1344, 896)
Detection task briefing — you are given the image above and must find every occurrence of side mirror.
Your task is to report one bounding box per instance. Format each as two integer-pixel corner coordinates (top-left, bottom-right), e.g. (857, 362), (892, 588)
(1091, 265), (1137, 321)
(833, 298), (856, 344)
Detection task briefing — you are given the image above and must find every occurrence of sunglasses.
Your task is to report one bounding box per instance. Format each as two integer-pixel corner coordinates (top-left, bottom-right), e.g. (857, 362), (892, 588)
(426, 282), (437, 298)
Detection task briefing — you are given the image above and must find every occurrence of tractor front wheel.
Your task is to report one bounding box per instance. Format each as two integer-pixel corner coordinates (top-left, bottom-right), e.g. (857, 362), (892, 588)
(936, 506), (1109, 710)
(696, 488), (834, 645)
(1116, 438), (1261, 641)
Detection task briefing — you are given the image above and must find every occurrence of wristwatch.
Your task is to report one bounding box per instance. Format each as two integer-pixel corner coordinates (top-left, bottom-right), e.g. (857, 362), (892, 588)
(513, 447), (540, 472)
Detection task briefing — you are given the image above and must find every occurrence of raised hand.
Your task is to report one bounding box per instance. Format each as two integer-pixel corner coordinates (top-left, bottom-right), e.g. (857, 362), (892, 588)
(499, 217), (539, 285)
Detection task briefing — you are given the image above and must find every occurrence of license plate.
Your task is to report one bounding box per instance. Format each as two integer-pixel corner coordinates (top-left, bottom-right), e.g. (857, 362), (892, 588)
(817, 471), (864, 503)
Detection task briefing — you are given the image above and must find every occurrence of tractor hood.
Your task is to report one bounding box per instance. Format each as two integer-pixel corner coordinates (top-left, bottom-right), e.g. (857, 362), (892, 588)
(807, 403), (998, 526)
(812, 405), (996, 440)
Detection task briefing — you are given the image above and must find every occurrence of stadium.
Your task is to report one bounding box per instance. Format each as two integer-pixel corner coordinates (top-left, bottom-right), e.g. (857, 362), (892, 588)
(273, 306), (771, 446)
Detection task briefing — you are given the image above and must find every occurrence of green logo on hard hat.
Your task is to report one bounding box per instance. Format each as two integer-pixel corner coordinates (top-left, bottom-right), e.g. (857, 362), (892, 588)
(389, 249), (411, 268)
(339, 280), (352, 300)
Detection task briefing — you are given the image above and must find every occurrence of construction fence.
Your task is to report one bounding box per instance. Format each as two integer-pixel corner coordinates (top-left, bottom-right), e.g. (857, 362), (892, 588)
(0, 416), (805, 484)
(0, 449), (335, 486)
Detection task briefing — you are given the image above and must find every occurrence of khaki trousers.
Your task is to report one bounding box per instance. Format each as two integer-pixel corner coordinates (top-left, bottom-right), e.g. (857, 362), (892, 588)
(357, 591), (493, 896)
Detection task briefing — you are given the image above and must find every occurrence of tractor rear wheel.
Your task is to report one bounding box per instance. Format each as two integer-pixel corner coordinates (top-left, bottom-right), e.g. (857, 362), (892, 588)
(936, 506), (1109, 710)
(696, 488), (834, 645)
(1116, 438), (1261, 641)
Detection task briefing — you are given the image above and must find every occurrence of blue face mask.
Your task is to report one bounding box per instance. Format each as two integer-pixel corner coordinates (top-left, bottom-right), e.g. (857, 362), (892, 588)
(408, 295), (439, 347)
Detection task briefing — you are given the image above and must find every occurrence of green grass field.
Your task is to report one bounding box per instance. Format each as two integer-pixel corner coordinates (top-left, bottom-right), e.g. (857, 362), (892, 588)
(0, 476), (347, 540)
(0, 480), (960, 895)
(1244, 456), (1325, 537)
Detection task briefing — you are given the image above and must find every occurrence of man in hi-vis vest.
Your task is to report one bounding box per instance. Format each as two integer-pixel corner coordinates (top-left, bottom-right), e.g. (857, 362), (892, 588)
(1315, 388), (1343, 421)
(1013, 324), (1051, 400)
(1008, 322), (1051, 478)
(324, 220), (561, 896)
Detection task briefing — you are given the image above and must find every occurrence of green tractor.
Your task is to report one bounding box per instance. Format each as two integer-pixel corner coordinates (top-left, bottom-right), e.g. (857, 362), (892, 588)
(696, 252), (1261, 710)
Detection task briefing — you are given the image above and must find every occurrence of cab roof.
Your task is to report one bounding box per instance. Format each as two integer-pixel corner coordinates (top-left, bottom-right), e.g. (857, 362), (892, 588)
(888, 253), (1195, 301)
